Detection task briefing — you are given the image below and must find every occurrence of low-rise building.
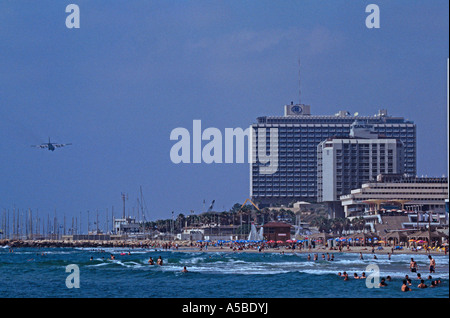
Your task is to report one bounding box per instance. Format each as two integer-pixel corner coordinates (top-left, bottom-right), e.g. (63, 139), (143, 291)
(262, 222), (292, 242)
(178, 225), (240, 241)
(340, 174), (448, 223)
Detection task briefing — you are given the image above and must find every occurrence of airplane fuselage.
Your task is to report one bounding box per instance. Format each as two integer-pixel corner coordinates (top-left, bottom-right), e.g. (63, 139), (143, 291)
(48, 143), (55, 151)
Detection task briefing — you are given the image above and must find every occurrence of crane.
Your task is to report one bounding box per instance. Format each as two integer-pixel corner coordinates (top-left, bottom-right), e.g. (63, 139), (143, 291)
(207, 200), (215, 213)
(238, 198), (261, 227)
(239, 198), (260, 212)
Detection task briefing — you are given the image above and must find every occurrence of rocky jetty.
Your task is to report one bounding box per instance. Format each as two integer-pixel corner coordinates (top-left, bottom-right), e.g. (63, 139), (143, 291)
(0, 239), (191, 249)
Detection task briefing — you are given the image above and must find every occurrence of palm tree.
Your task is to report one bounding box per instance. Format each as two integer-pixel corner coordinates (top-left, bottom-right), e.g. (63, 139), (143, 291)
(353, 217), (366, 232)
(311, 216), (331, 233)
(331, 218), (344, 235)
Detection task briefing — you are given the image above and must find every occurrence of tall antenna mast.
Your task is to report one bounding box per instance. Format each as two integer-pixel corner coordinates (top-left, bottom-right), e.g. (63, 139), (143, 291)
(121, 193), (128, 219)
(298, 57), (301, 105)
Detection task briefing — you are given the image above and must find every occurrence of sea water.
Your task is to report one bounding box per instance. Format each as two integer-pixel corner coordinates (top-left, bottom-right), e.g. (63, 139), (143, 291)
(0, 246), (448, 298)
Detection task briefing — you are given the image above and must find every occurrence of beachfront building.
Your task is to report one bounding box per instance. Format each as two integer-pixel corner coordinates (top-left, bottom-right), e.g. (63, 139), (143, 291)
(340, 174), (449, 225)
(250, 103), (416, 207)
(317, 121), (404, 217)
(262, 221), (292, 243)
(113, 216), (141, 235)
(178, 224), (240, 241)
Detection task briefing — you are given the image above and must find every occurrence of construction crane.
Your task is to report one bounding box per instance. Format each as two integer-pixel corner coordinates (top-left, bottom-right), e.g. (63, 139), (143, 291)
(207, 200), (215, 213)
(239, 198), (260, 211)
(238, 199), (260, 227)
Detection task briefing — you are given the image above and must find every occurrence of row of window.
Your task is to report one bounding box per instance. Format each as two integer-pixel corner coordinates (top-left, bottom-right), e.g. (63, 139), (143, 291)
(261, 126), (415, 132)
(253, 193), (315, 197)
(353, 197), (445, 201)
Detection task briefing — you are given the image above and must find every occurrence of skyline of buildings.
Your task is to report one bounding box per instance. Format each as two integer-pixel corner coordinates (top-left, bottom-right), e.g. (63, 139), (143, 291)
(250, 102), (417, 207)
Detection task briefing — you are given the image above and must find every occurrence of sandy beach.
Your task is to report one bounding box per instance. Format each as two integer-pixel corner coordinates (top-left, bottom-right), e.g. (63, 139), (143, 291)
(1, 239), (446, 256)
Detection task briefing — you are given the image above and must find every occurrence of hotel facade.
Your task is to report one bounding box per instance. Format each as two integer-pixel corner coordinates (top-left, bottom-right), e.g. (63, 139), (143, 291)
(317, 121), (405, 204)
(250, 103), (416, 207)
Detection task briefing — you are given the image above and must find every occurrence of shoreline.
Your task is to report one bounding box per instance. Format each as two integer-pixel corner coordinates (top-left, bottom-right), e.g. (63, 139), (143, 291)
(1, 239), (446, 256)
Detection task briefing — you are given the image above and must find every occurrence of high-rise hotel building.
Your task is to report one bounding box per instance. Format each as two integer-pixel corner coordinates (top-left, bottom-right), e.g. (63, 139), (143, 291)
(250, 103), (416, 207)
(317, 121), (405, 215)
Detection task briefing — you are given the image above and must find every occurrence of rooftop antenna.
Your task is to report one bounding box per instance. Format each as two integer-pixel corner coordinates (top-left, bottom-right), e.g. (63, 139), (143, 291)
(121, 192), (128, 219)
(298, 57), (301, 105)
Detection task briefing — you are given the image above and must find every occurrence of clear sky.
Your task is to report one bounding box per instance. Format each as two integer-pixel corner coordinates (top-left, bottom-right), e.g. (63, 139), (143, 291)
(0, 1), (448, 229)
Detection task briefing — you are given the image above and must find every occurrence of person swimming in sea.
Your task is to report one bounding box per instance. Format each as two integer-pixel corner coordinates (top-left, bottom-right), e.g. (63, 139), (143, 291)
(343, 272), (349, 281)
(379, 278), (388, 287)
(181, 266), (188, 273)
(110, 254), (115, 260)
(353, 273), (360, 279)
(148, 257), (155, 265)
(401, 280), (411, 292)
(417, 279), (427, 288)
(157, 256), (163, 266)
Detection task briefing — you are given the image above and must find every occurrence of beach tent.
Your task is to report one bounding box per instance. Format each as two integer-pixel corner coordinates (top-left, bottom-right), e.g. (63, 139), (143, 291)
(407, 230), (445, 245)
(383, 231), (408, 245)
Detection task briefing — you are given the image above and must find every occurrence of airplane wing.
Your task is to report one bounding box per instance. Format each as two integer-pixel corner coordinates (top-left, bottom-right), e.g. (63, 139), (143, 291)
(54, 143), (72, 148)
(31, 144), (49, 148)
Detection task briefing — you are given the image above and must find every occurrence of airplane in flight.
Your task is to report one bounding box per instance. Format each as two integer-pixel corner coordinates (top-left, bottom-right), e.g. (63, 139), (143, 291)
(31, 138), (72, 151)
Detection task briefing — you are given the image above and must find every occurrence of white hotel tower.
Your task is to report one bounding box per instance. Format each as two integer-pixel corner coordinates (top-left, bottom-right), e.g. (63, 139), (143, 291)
(317, 121), (405, 217)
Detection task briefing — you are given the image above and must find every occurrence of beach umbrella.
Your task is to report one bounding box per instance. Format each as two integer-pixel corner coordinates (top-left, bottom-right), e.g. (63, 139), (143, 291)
(378, 240), (386, 244)
(408, 239), (416, 242)
(276, 240), (283, 244)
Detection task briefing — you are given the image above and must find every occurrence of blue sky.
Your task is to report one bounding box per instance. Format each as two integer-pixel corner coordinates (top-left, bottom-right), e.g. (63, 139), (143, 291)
(0, 1), (448, 228)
